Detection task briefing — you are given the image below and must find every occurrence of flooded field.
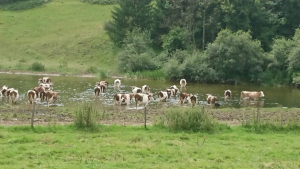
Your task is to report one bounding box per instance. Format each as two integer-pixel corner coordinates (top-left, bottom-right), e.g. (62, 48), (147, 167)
(0, 74), (300, 126)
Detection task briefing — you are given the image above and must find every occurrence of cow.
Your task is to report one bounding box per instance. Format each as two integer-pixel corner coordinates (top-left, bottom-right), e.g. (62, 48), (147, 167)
(9, 89), (19, 104)
(224, 89), (232, 99)
(179, 92), (189, 104)
(180, 79), (187, 88)
(114, 79), (121, 89)
(142, 85), (150, 94)
(158, 91), (171, 102)
(38, 77), (51, 84)
(134, 93), (154, 108)
(169, 85), (179, 96)
(0, 85), (8, 99)
(120, 93), (134, 105)
(96, 81), (109, 88)
(187, 94), (197, 107)
(206, 94), (217, 104)
(240, 91), (265, 101)
(166, 88), (176, 97)
(27, 90), (37, 108)
(39, 83), (53, 91)
(33, 86), (46, 101)
(45, 91), (59, 107)
(113, 94), (125, 105)
(132, 86), (142, 95)
(94, 85), (106, 96)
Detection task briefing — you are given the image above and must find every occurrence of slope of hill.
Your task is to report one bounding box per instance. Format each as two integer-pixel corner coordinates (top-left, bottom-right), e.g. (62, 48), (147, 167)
(0, 0), (118, 75)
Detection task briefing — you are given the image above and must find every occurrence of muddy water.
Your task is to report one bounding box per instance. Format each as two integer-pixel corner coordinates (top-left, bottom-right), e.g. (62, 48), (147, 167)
(0, 74), (299, 109)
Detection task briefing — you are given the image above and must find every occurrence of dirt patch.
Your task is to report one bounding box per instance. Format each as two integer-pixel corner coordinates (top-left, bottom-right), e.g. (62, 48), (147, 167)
(1, 106), (300, 126)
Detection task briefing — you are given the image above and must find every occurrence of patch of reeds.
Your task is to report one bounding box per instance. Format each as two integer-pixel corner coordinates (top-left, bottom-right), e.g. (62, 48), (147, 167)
(155, 107), (229, 133)
(73, 102), (100, 130)
(125, 69), (165, 80)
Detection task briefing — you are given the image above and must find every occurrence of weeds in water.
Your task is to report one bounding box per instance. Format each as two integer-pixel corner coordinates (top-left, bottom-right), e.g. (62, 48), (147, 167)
(155, 107), (229, 133)
(73, 103), (100, 130)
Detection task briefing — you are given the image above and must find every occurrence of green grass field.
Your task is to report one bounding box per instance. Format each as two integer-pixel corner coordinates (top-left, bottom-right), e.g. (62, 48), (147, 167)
(0, 125), (300, 168)
(0, 0), (118, 75)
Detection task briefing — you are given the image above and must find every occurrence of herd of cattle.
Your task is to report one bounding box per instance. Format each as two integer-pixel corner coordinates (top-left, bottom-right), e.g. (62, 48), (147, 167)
(0, 77), (265, 108)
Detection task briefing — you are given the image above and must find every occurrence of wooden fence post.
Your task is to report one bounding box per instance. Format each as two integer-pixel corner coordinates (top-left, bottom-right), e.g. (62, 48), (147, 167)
(256, 107), (260, 123)
(144, 107), (147, 129)
(31, 102), (36, 128)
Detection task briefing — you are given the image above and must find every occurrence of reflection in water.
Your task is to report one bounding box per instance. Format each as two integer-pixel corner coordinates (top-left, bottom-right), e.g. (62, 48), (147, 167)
(240, 99), (265, 108)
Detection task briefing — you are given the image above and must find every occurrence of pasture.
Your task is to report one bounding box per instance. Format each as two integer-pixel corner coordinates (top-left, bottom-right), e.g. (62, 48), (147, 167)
(1, 125), (300, 168)
(0, 0), (117, 75)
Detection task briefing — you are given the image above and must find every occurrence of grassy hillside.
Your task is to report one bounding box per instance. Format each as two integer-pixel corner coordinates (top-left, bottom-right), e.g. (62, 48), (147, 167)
(0, 0), (118, 75)
(0, 125), (300, 168)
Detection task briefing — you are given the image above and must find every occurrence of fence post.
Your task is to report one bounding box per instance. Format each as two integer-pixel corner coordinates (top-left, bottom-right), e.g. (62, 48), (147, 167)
(31, 102), (36, 128)
(256, 107), (260, 123)
(202, 106), (205, 114)
(144, 107), (147, 129)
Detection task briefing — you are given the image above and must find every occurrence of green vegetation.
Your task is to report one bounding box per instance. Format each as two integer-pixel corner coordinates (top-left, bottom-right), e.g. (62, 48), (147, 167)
(73, 102), (100, 130)
(0, 0), (52, 11)
(29, 62), (46, 71)
(0, 0), (118, 75)
(1, 124), (300, 168)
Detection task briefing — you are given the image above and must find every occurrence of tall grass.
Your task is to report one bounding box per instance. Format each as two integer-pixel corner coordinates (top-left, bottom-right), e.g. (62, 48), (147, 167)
(156, 107), (229, 133)
(73, 102), (100, 130)
(29, 62), (45, 71)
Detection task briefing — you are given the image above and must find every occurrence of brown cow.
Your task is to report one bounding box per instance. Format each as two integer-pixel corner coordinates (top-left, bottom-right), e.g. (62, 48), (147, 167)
(169, 85), (179, 96)
(45, 91), (59, 107)
(38, 77), (51, 84)
(206, 94), (217, 104)
(158, 91), (171, 102)
(132, 86), (142, 95)
(113, 94), (125, 105)
(121, 93), (134, 105)
(94, 85), (106, 96)
(9, 89), (19, 104)
(33, 86), (46, 101)
(179, 92), (189, 104)
(241, 91), (265, 101)
(96, 81), (108, 88)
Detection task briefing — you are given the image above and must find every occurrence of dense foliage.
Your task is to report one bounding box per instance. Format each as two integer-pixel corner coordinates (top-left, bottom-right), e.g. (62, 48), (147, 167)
(0, 0), (51, 11)
(104, 0), (300, 85)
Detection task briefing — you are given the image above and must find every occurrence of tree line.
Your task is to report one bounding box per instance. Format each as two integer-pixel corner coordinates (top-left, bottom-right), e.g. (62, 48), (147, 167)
(104, 0), (300, 85)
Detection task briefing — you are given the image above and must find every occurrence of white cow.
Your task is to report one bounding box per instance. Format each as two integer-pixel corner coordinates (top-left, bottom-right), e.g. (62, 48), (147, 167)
(142, 85), (150, 94)
(180, 79), (187, 88)
(132, 86), (142, 95)
(134, 93), (154, 108)
(114, 79), (121, 89)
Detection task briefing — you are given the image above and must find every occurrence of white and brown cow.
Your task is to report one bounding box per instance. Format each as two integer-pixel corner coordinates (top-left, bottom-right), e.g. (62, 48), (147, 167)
(38, 77), (51, 84)
(39, 83), (53, 91)
(45, 91), (59, 107)
(27, 90), (37, 107)
(240, 91), (265, 101)
(206, 94), (217, 104)
(187, 94), (197, 107)
(114, 79), (121, 89)
(120, 93), (134, 105)
(113, 94), (125, 105)
(132, 86), (142, 95)
(9, 89), (19, 104)
(0, 85), (9, 99)
(94, 84), (106, 96)
(158, 91), (171, 102)
(142, 85), (150, 94)
(179, 92), (189, 104)
(134, 93), (154, 108)
(33, 86), (46, 101)
(169, 85), (179, 96)
(224, 89), (232, 99)
(96, 81), (109, 89)
(180, 79), (187, 88)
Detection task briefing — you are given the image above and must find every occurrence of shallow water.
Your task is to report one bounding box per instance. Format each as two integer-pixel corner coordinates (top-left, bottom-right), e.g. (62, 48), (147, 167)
(0, 74), (299, 109)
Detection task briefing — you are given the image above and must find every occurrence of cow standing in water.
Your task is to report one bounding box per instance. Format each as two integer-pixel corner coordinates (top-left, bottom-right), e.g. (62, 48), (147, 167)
(180, 79), (187, 88)
(187, 94), (197, 107)
(132, 86), (142, 95)
(27, 90), (37, 109)
(240, 91), (264, 101)
(179, 92), (189, 104)
(142, 85), (150, 94)
(9, 89), (19, 104)
(38, 77), (51, 84)
(114, 79), (121, 90)
(0, 85), (9, 101)
(224, 89), (232, 99)
(134, 93), (154, 108)
(45, 91), (59, 107)
(206, 94), (217, 105)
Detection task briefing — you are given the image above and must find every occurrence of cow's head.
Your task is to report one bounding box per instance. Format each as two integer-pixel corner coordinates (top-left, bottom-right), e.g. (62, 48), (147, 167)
(148, 93), (154, 101)
(260, 91), (265, 97)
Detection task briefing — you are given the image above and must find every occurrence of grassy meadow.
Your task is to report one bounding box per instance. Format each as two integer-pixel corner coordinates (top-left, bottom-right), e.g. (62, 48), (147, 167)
(0, 125), (300, 169)
(0, 0), (118, 75)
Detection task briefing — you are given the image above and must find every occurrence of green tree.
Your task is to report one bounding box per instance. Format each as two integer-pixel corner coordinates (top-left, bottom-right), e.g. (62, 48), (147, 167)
(117, 28), (157, 72)
(206, 29), (264, 84)
(104, 0), (153, 46)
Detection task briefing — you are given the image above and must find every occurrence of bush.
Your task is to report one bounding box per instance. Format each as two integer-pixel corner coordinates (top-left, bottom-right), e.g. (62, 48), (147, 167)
(156, 107), (228, 133)
(29, 62), (45, 71)
(86, 66), (98, 74)
(125, 69), (165, 80)
(73, 103), (100, 130)
(0, 0), (52, 11)
(79, 0), (116, 5)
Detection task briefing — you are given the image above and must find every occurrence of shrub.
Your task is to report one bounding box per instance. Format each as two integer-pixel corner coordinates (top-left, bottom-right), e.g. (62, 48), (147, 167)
(98, 69), (109, 78)
(73, 103), (100, 130)
(156, 107), (228, 133)
(79, 0), (116, 5)
(86, 66), (98, 74)
(0, 0), (52, 11)
(29, 62), (45, 71)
